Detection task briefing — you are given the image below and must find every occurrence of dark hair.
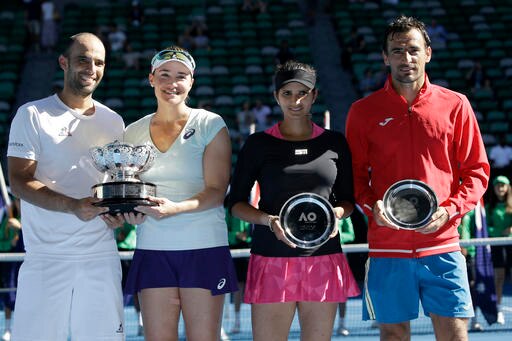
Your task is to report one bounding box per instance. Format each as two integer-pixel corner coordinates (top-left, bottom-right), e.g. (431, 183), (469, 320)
(275, 60), (316, 77)
(488, 180), (512, 214)
(382, 15), (431, 53)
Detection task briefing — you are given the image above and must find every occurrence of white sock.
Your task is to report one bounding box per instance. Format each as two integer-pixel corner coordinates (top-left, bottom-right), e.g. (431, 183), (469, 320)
(138, 312), (143, 327)
(4, 319), (10, 330)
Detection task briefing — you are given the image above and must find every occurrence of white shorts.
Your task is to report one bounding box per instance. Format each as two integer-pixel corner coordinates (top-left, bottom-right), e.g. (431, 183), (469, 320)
(12, 253), (125, 341)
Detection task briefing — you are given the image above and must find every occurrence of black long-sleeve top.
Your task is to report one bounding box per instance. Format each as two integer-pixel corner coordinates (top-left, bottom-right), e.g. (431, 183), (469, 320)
(227, 130), (354, 257)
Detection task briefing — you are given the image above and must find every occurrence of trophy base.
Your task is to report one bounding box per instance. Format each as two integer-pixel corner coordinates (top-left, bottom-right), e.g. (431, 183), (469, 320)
(92, 181), (157, 214)
(93, 198), (156, 214)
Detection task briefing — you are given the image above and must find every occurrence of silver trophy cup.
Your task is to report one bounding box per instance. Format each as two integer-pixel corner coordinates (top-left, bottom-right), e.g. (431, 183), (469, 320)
(90, 141), (157, 214)
(383, 179), (438, 229)
(279, 193), (336, 249)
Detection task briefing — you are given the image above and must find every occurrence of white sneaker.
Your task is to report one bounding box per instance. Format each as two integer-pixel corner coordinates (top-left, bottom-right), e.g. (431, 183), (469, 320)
(220, 327), (229, 340)
(470, 321), (483, 332)
(337, 324), (350, 336)
(1, 330), (11, 341)
(497, 311), (505, 325)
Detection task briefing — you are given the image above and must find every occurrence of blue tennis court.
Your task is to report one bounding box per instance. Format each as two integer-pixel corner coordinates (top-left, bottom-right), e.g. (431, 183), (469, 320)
(119, 283), (512, 340)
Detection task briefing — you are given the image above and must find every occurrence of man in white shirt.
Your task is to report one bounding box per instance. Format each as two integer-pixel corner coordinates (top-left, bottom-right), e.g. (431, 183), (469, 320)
(108, 24), (127, 52)
(489, 134), (512, 179)
(7, 32), (125, 341)
(252, 99), (272, 131)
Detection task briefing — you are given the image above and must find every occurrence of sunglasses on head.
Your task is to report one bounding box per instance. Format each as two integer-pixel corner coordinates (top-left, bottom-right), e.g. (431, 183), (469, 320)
(151, 49), (196, 70)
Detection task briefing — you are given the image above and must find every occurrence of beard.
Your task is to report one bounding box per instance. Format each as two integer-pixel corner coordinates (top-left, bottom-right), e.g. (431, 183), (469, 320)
(66, 71), (102, 98)
(392, 66), (423, 85)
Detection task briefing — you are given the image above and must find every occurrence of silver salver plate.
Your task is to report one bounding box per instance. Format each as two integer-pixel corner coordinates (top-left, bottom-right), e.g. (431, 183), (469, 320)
(383, 180), (438, 230)
(279, 193), (336, 249)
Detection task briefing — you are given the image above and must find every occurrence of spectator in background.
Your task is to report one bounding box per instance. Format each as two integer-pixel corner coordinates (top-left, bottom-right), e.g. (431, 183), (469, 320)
(94, 25), (110, 54)
(489, 134), (512, 180)
(188, 18), (209, 49)
(108, 23), (127, 52)
(485, 175), (512, 325)
(241, 0), (254, 12)
(275, 40), (295, 65)
(236, 100), (256, 145)
(40, 0), (58, 53)
(178, 26), (195, 52)
(373, 63), (389, 89)
(241, 0), (267, 14)
(23, 0), (41, 52)
(0, 196), (23, 341)
(340, 26), (366, 70)
(359, 67), (377, 97)
(252, 99), (272, 131)
(225, 208), (252, 334)
(466, 60), (487, 91)
(130, 0), (144, 27)
(458, 207), (484, 331)
(472, 78), (494, 99)
(192, 26), (209, 50)
(189, 17), (208, 34)
(426, 18), (447, 49)
(458, 203), (499, 332)
(382, 0), (399, 5)
(336, 217), (356, 337)
(122, 42), (141, 70)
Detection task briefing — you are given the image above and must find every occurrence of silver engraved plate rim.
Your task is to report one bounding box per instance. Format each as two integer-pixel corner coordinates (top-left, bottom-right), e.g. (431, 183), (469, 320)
(91, 181), (157, 199)
(279, 192), (335, 249)
(383, 179), (438, 230)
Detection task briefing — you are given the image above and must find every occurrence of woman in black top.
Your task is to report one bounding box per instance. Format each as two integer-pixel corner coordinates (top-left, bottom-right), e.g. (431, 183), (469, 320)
(228, 61), (360, 341)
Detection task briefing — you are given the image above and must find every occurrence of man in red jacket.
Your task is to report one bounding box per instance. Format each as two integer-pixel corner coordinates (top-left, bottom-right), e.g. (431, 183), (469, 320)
(346, 15), (489, 340)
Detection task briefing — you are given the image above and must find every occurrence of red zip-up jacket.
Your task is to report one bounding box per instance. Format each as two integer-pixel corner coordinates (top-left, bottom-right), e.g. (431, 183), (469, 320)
(346, 75), (489, 258)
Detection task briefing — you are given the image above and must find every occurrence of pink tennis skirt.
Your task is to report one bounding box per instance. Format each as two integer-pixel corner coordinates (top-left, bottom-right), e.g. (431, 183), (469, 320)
(244, 253), (361, 304)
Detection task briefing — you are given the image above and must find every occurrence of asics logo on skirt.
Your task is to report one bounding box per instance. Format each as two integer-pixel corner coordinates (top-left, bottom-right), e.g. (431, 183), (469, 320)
(217, 278), (226, 289)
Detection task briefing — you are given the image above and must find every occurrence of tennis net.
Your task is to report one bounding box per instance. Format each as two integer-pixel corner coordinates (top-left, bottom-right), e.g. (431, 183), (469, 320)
(0, 237), (511, 340)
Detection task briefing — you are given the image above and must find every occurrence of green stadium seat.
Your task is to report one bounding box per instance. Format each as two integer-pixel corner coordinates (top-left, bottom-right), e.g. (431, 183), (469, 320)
(0, 82), (15, 100)
(502, 99), (512, 111)
(488, 121), (509, 134)
(486, 110), (506, 121)
(477, 99), (499, 112)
